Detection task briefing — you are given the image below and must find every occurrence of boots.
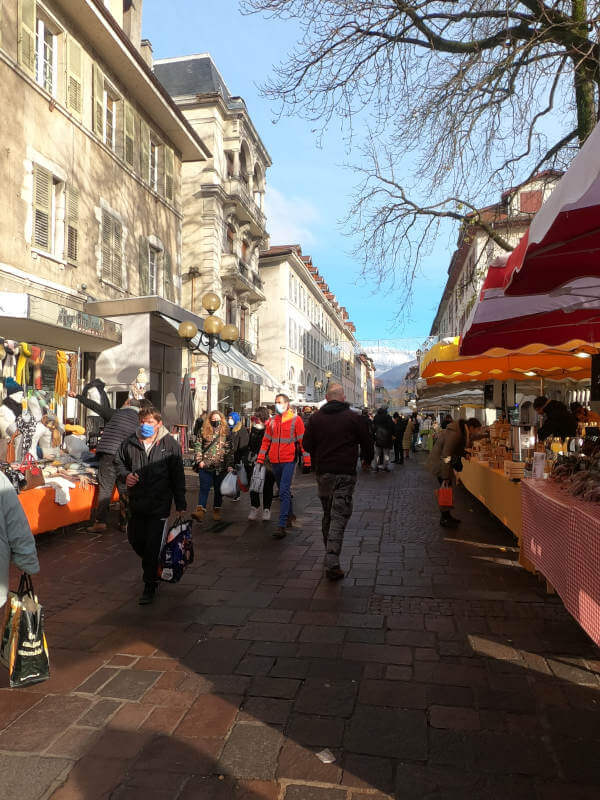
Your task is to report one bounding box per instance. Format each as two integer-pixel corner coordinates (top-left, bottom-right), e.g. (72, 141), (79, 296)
(213, 508), (222, 521)
(138, 582), (156, 605)
(191, 505), (206, 522)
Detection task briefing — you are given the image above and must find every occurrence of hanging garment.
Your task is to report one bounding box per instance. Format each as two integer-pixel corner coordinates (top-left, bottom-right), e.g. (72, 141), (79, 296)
(2, 341), (18, 379)
(68, 353), (78, 396)
(54, 351), (68, 404)
(15, 343), (31, 387)
(30, 347), (46, 391)
(15, 413), (38, 458)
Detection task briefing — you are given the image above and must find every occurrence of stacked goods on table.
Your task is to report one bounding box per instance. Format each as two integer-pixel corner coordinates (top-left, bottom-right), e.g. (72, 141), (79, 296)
(504, 460), (525, 480)
(551, 454), (600, 502)
(471, 436), (511, 470)
(490, 421), (512, 448)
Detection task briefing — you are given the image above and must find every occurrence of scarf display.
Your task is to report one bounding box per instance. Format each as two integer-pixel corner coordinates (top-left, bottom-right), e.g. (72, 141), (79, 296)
(54, 351), (68, 403)
(2, 341), (18, 379)
(15, 342), (31, 386)
(16, 413), (38, 457)
(68, 353), (78, 396)
(3, 397), (23, 419)
(31, 346), (46, 390)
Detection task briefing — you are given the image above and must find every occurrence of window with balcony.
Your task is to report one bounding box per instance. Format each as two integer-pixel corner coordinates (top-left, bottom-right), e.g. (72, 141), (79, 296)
(241, 239), (250, 264)
(240, 307), (248, 341)
(223, 223), (235, 255)
(226, 296), (235, 326)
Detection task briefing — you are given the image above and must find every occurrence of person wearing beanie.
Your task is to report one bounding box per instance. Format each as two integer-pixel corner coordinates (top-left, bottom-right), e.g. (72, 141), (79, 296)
(228, 411), (249, 466)
(0, 378), (24, 439)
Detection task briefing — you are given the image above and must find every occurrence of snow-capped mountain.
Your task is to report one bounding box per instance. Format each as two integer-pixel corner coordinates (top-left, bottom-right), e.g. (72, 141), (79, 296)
(378, 359), (418, 389)
(366, 346), (415, 374)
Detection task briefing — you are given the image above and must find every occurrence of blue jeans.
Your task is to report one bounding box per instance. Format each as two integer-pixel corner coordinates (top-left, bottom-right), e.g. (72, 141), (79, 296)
(271, 461), (295, 527)
(198, 469), (224, 509)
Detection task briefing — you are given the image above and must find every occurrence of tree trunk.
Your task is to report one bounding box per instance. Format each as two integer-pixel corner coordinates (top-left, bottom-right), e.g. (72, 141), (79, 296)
(572, 0), (597, 144)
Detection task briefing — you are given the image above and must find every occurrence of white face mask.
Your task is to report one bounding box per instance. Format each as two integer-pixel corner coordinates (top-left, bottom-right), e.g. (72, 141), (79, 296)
(275, 402), (287, 415)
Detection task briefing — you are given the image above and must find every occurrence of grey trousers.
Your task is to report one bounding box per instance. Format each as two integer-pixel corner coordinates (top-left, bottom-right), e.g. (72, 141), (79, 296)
(316, 473), (357, 569)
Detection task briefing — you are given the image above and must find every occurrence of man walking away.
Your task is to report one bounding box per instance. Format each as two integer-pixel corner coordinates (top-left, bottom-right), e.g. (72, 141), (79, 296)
(115, 407), (187, 605)
(256, 394), (310, 539)
(372, 407), (395, 472)
(79, 397), (141, 533)
(392, 412), (407, 464)
(303, 384), (374, 581)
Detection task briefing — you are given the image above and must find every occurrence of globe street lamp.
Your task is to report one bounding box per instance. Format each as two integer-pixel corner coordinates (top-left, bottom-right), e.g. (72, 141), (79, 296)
(178, 292), (239, 412)
(315, 379), (323, 400)
(325, 370), (333, 391)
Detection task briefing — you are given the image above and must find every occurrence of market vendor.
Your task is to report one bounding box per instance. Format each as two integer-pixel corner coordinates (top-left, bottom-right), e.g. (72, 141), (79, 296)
(570, 402), (600, 426)
(533, 396), (578, 441)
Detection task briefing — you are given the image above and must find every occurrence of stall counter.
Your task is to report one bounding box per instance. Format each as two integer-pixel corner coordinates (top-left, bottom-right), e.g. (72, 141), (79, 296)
(18, 484), (119, 535)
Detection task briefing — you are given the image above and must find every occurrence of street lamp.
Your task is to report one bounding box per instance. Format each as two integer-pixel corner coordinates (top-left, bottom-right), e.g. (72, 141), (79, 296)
(178, 292), (239, 412)
(315, 379), (323, 399)
(325, 370), (333, 391)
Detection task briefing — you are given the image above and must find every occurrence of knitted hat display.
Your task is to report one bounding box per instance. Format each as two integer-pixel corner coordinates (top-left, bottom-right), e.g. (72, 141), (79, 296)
(4, 378), (21, 396)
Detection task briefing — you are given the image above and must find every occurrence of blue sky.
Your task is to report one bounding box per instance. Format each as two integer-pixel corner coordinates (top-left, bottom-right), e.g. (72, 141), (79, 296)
(143, 0), (450, 342)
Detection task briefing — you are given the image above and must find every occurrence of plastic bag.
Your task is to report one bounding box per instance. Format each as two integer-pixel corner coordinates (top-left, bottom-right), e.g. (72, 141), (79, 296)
(158, 517), (194, 583)
(220, 471), (239, 498)
(1, 574), (50, 688)
(236, 463), (249, 493)
(249, 464), (265, 494)
(436, 487), (454, 508)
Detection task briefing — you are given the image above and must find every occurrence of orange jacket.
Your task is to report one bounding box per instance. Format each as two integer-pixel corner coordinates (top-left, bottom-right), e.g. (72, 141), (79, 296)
(257, 411), (311, 466)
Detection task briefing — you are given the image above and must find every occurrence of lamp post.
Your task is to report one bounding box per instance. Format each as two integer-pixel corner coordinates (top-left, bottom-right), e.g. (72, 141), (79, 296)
(325, 370), (333, 392)
(178, 292), (239, 413)
(315, 379), (323, 400)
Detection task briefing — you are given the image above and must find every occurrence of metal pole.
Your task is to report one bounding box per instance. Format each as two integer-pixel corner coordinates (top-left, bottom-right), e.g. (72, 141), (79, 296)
(207, 336), (213, 413)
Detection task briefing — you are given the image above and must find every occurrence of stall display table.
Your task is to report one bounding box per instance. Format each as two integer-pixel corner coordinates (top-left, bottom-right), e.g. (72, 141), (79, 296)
(521, 480), (600, 646)
(18, 484), (118, 535)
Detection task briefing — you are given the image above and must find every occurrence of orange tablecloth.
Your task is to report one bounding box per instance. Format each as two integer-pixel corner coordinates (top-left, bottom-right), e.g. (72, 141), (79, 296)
(18, 484), (119, 535)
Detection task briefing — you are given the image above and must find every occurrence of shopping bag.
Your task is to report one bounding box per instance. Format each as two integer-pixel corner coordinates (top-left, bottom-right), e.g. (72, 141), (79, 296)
(1, 574), (50, 688)
(220, 471), (239, 499)
(158, 517), (194, 583)
(249, 464), (265, 494)
(236, 463), (249, 493)
(19, 453), (44, 491)
(436, 487), (454, 508)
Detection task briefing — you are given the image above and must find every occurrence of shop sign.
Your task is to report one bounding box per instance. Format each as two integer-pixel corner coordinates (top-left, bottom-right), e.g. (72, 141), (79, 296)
(29, 297), (121, 343)
(0, 292), (29, 319)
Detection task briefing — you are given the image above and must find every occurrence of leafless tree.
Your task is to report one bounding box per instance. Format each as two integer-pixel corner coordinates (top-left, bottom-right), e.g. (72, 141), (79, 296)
(242, 0), (600, 317)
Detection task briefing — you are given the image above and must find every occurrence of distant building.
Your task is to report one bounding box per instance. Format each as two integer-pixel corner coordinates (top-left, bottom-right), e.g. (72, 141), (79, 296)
(258, 246), (363, 406)
(430, 172), (562, 339)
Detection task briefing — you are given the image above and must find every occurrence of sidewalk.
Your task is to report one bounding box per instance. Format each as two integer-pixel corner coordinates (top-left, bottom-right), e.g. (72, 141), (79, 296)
(1, 455), (599, 799)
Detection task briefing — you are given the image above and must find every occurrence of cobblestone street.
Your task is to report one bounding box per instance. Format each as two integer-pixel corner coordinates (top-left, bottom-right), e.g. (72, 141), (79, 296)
(1, 455), (599, 799)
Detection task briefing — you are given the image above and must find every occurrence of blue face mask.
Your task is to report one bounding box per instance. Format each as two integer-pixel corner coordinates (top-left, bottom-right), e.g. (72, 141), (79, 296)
(139, 423), (156, 439)
(275, 403), (287, 415)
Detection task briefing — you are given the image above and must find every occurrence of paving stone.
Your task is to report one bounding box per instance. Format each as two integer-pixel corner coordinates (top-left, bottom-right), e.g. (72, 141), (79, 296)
(238, 622), (302, 642)
(198, 607), (251, 626)
(359, 680), (428, 709)
(240, 696), (293, 725)
(0, 754), (72, 800)
(134, 734), (223, 774)
(176, 693), (240, 738)
(342, 643), (412, 665)
(307, 659), (363, 681)
(338, 613), (384, 628)
(286, 713), (345, 746)
(277, 739), (341, 783)
(299, 625), (346, 644)
(295, 678), (358, 717)
(430, 705), (481, 730)
(49, 755), (131, 800)
(220, 722), (282, 780)
(284, 787), (345, 800)
(270, 657), (310, 679)
(186, 639), (250, 674)
(249, 676), (301, 699)
(0, 695), (90, 751)
(236, 656), (276, 676)
(45, 725), (99, 758)
(0, 689), (41, 729)
(342, 753), (394, 792)
(344, 706), (427, 759)
(97, 669), (160, 701)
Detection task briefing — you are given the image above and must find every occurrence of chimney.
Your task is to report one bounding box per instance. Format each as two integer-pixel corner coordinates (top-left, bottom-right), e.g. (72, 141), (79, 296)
(140, 39), (153, 69)
(123, 0), (144, 52)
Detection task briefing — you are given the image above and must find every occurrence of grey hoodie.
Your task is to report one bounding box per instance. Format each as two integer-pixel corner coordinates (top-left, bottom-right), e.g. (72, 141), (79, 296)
(0, 472), (39, 607)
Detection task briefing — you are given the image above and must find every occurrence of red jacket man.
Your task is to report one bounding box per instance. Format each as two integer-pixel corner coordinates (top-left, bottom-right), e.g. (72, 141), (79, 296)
(257, 394), (310, 539)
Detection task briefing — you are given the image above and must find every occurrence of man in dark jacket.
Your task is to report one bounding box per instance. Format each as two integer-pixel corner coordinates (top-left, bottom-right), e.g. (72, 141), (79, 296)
(534, 396), (578, 441)
(372, 407), (395, 472)
(115, 407), (187, 604)
(392, 412), (407, 464)
(79, 397), (142, 533)
(303, 384), (374, 581)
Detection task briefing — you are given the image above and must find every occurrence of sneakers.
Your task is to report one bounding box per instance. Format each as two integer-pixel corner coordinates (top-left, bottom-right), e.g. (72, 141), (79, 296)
(248, 507), (259, 521)
(326, 566), (345, 582)
(191, 505), (206, 522)
(86, 522), (107, 534)
(138, 582), (156, 605)
(262, 508), (271, 522)
(213, 508), (222, 521)
(273, 526), (287, 539)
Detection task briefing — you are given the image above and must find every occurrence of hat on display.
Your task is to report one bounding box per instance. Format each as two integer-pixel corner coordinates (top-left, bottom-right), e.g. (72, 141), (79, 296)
(4, 378), (21, 396)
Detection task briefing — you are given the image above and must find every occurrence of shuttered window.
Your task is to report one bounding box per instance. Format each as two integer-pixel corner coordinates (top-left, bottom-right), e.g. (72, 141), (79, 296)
(138, 237), (149, 295)
(65, 186), (79, 264)
(18, 0), (36, 76)
(92, 63), (104, 139)
(124, 103), (136, 168)
(65, 37), (82, 115)
(140, 119), (150, 183)
(165, 147), (174, 202)
(101, 210), (123, 286)
(32, 164), (52, 251)
(163, 250), (175, 302)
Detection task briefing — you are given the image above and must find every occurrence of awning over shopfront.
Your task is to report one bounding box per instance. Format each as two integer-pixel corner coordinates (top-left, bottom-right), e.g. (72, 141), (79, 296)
(158, 315), (280, 390)
(0, 292), (121, 352)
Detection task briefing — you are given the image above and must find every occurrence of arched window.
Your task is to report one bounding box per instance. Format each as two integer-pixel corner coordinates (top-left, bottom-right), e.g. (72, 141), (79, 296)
(289, 366), (295, 384)
(239, 142), (250, 186)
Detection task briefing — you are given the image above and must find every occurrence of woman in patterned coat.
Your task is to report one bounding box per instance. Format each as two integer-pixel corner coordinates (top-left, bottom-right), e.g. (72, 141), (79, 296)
(192, 411), (234, 522)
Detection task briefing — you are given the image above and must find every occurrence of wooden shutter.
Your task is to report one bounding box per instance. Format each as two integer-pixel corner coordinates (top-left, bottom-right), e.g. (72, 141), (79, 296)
(101, 210), (112, 281)
(112, 219), (122, 286)
(65, 185), (79, 263)
(165, 147), (174, 202)
(65, 38), (83, 116)
(114, 99), (124, 160)
(18, 0), (36, 76)
(124, 103), (135, 168)
(92, 63), (104, 139)
(140, 119), (150, 183)
(138, 237), (149, 295)
(156, 144), (165, 196)
(163, 250), (175, 302)
(32, 164), (52, 250)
